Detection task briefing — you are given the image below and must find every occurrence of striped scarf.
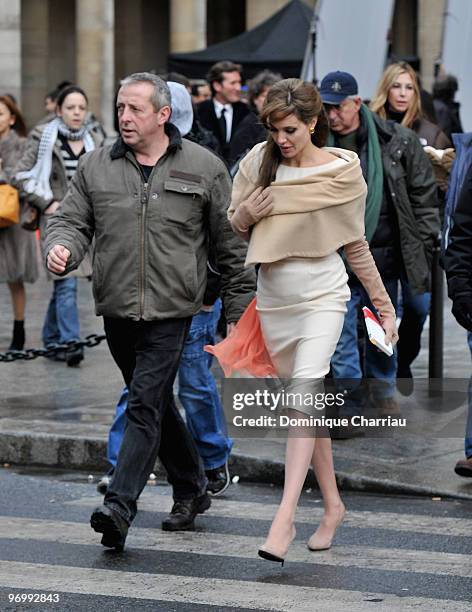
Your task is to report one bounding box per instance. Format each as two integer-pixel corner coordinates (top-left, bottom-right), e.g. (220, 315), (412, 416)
(16, 117), (95, 201)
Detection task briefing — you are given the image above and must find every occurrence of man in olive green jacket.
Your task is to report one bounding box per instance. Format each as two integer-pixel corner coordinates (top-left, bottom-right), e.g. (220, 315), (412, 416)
(320, 70), (439, 426)
(46, 73), (255, 550)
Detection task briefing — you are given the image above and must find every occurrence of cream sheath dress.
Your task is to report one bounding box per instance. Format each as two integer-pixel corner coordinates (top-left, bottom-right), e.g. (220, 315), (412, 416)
(257, 158), (351, 393)
(226, 145), (395, 416)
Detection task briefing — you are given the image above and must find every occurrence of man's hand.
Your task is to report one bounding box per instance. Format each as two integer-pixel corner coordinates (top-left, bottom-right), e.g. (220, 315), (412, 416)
(231, 187), (274, 233)
(452, 296), (472, 332)
(44, 201), (60, 215)
(47, 245), (71, 274)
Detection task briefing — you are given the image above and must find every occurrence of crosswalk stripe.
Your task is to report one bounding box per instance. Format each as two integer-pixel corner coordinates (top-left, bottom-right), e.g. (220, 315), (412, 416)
(0, 560), (466, 612)
(67, 492), (472, 537)
(0, 516), (469, 578)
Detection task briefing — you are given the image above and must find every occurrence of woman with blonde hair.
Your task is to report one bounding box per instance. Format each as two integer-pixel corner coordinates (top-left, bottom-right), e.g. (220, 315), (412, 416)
(370, 62), (450, 387)
(370, 61), (450, 149)
(213, 78), (397, 564)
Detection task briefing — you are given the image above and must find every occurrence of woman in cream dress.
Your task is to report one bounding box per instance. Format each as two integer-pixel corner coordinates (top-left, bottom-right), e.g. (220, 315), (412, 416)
(229, 79), (398, 564)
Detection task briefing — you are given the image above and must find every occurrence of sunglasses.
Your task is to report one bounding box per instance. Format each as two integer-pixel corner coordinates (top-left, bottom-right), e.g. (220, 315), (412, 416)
(323, 100), (352, 113)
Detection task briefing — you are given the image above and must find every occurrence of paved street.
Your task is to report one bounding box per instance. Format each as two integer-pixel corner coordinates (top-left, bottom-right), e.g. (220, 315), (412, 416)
(1, 275), (472, 499)
(1, 265), (472, 610)
(0, 467), (470, 611)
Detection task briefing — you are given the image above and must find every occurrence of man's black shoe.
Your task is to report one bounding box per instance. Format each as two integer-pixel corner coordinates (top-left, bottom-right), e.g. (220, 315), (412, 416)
(205, 460), (230, 496)
(161, 493), (211, 531)
(396, 366), (414, 396)
(44, 348), (66, 362)
(66, 346), (84, 367)
(90, 505), (128, 551)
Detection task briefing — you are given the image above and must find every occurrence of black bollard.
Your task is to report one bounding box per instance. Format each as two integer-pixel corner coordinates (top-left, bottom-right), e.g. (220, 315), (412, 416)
(429, 242), (444, 396)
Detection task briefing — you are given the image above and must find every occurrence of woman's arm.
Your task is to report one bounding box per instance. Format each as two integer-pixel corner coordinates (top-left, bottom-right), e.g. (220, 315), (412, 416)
(230, 186), (274, 241)
(228, 143), (273, 241)
(344, 238), (398, 344)
(11, 136), (53, 212)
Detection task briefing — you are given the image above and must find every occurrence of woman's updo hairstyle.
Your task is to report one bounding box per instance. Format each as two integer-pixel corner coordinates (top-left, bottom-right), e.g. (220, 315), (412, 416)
(258, 78), (328, 188)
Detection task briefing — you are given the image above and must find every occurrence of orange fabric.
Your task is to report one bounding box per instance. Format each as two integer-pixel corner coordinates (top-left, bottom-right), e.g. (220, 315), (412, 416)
(205, 298), (277, 377)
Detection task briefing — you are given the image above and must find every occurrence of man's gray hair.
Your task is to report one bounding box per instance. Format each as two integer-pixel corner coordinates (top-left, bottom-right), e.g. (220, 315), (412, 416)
(120, 72), (171, 111)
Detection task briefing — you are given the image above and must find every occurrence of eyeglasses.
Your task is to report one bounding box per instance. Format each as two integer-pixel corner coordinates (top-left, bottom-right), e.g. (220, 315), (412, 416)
(323, 100), (352, 114)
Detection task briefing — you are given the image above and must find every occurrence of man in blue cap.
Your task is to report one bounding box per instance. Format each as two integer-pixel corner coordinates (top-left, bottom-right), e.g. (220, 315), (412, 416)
(319, 71), (440, 434)
(318, 71), (361, 133)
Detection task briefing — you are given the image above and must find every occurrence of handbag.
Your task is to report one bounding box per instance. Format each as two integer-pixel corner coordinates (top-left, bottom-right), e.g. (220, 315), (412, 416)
(0, 183), (20, 228)
(21, 203), (40, 231)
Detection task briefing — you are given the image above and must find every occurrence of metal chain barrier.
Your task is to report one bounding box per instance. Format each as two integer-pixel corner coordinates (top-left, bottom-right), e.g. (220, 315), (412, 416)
(0, 334), (106, 363)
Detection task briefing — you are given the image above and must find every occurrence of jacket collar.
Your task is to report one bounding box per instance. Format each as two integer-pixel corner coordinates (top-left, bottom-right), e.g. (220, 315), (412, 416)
(110, 122), (183, 160)
(371, 111), (397, 144)
(1, 129), (22, 147)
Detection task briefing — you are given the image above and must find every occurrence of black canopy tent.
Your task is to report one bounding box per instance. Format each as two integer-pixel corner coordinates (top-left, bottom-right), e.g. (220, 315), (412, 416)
(167, 0), (312, 80)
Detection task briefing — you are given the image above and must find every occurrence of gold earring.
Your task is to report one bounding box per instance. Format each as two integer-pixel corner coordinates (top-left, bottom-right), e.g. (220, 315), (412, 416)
(309, 126), (315, 134)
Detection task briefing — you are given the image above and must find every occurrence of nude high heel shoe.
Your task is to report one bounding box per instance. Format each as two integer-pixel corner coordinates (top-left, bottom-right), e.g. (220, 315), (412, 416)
(307, 506), (345, 551)
(258, 524), (296, 566)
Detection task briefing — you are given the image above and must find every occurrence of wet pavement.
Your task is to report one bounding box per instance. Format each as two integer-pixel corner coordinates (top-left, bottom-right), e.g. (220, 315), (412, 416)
(1, 271), (472, 499)
(1, 468), (470, 611)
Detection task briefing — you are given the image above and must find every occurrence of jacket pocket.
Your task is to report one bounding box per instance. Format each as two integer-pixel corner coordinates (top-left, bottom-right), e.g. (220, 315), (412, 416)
(162, 179), (204, 226)
(92, 254), (104, 302)
(184, 251), (198, 301)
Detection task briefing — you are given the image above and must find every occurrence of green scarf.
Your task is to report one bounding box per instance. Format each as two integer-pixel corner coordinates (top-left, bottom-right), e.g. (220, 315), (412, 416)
(326, 104), (383, 241)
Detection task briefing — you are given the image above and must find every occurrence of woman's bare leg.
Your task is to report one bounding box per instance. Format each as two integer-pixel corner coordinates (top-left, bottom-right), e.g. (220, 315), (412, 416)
(260, 412), (314, 558)
(308, 434), (345, 549)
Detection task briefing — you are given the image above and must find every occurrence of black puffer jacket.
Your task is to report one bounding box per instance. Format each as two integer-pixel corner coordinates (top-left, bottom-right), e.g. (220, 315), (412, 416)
(344, 113), (440, 294)
(186, 118), (222, 157)
(433, 99), (463, 141)
(229, 110), (266, 168)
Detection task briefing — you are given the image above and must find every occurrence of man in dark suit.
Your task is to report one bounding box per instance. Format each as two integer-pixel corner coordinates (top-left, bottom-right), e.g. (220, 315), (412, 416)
(196, 60), (250, 165)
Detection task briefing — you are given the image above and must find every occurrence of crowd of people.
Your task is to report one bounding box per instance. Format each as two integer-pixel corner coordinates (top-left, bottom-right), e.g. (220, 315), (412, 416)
(0, 57), (470, 560)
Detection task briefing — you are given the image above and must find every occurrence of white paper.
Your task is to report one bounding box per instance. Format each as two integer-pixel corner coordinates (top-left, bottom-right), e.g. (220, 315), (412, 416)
(362, 307), (394, 357)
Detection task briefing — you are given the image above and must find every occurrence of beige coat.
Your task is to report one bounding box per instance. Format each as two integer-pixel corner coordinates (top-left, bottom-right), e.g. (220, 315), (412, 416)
(230, 143), (395, 320)
(229, 143), (367, 266)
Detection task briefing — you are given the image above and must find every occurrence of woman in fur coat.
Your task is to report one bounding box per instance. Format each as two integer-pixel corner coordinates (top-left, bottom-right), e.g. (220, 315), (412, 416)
(0, 95), (39, 350)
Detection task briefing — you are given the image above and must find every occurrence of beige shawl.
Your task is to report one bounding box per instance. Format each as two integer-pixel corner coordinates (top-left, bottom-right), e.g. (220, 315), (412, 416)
(229, 143), (367, 266)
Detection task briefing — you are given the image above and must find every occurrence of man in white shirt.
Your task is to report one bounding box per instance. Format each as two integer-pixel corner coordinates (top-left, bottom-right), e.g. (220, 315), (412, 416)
(196, 60), (250, 164)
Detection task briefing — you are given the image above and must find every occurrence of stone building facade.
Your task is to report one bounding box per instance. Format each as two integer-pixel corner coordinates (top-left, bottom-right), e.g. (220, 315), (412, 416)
(0, 0), (446, 133)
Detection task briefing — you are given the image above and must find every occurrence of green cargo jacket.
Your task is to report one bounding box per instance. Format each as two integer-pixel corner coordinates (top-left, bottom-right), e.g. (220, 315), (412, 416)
(374, 114), (440, 294)
(45, 123), (256, 322)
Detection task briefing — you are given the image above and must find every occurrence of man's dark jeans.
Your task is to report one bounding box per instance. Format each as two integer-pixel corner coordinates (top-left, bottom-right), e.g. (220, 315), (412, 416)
(102, 316), (207, 524)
